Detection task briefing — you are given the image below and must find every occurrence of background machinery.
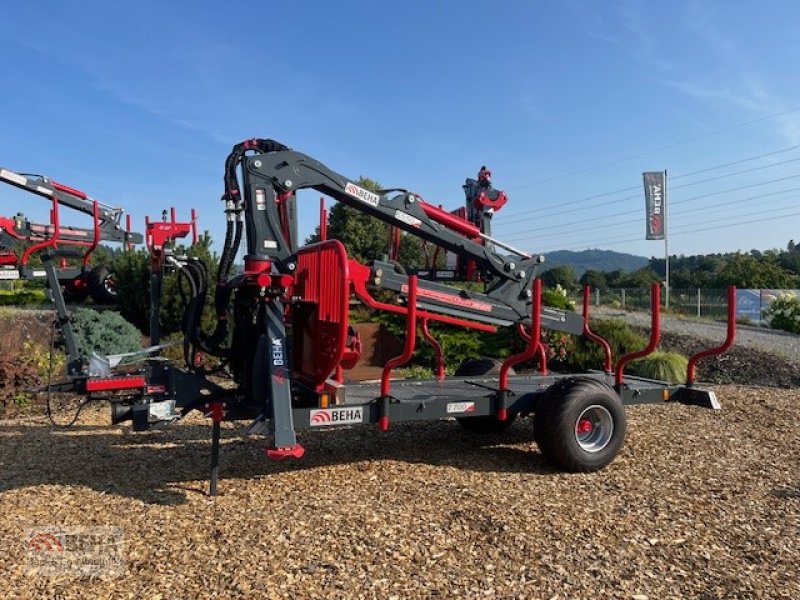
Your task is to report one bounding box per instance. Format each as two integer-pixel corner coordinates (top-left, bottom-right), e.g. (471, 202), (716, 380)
(0, 165), (142, 303)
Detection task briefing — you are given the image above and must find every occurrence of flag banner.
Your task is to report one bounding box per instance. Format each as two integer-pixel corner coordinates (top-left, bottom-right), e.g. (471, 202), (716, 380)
(643, 171), (665, 240)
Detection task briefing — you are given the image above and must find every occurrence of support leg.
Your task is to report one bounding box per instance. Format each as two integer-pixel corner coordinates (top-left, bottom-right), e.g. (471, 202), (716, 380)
(208, 401), (224, 496)
(262, 299), (304, 460)
(43, 257), (81, 375)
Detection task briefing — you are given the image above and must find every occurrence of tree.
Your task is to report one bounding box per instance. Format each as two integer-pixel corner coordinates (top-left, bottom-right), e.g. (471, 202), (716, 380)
(579, 269), (607, 289)
(616, 267), (660, 288)
(112, 231), (219, 335)
(540, 264), (578, 292)
(308, 176), (422, 267)
(714, 253), (799, 288)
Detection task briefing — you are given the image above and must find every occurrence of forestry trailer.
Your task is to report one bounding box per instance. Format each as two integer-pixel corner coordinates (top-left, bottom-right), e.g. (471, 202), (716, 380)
(35, 138), (736, 495)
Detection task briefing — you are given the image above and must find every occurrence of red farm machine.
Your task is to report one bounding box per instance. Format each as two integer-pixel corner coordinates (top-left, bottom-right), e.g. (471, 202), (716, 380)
(24, 139), (736, 495)
(0, 166), (142, 303)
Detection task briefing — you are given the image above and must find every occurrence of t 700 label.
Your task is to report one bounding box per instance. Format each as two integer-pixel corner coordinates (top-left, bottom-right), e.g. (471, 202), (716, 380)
(446, 402), (476, 414)
(309, 407), (364, 426)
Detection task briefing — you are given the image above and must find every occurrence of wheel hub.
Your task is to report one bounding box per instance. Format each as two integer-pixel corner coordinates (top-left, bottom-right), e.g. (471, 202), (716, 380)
(574, 405), (614, 453)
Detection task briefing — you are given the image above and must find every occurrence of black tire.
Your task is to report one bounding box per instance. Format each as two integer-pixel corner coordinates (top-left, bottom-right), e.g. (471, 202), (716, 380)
(534, 377), (626, 472)
(88, 266), (118, 304)
(454, 357), (517, 433)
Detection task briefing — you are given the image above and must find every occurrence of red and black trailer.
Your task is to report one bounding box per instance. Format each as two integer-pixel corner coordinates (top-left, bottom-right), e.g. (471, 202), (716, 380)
(39, 139), (736, 496)
(0, 165), (142, 304)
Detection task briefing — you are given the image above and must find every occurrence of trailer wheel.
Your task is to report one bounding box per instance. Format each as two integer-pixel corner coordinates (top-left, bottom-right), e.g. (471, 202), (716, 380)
(62, 278), (89, 303)
(454, 358), (516, 433)
(88, 266), (118, 304)
(534, 377), (626, 472)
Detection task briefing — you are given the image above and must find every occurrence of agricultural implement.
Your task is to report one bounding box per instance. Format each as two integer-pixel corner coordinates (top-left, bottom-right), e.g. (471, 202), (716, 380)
(0, 166), (141, 303)
(36, 139), (736, 495)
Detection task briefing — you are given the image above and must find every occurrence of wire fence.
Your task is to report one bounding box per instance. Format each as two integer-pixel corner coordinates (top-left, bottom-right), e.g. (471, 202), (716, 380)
(578, 288), (800, 323)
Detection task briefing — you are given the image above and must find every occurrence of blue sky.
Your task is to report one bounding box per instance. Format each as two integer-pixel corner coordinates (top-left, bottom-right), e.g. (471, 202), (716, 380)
(1, 0), (799, 260)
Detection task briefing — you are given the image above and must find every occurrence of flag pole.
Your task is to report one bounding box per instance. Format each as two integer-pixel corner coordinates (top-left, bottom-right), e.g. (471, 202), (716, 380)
(664, 169), (669, 310)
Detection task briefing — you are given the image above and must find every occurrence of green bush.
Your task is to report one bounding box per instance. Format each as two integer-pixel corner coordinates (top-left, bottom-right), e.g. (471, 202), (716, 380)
(111, 232), (220, 337)
(70, 308), (142, 358)
(542, 284), (576, 311)
(112, 249), (150, 332)
(0, 288), (47, 306)
(763, 292), (800, 334)
(551, 318), (647, 373)
(627, 351), (688, 383)
(373, 308), (520, 374)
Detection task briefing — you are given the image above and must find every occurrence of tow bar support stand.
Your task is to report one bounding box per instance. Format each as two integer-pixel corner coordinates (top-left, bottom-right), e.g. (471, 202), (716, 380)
(263, 298), (304, 459)
(208, 401), (224, 496)
(43, 256), (82, 375)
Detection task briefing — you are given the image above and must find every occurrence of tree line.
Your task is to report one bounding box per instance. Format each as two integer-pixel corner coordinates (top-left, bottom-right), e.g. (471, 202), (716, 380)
(543, 241), (800, 291)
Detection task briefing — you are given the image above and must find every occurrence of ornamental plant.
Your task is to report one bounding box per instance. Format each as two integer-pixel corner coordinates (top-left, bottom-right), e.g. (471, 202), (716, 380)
(542, 284), (576, 311)
(763, 291), (800, 334)
(70, 308), (143, 358)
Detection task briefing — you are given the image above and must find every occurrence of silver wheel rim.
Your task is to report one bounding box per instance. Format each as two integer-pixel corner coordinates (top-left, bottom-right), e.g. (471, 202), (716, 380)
(104, 276), (117, 296)
(574, 405), (614, 453)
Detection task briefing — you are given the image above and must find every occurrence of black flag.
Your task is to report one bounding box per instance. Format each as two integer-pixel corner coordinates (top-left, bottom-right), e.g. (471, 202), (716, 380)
(643, 171), (665, 240)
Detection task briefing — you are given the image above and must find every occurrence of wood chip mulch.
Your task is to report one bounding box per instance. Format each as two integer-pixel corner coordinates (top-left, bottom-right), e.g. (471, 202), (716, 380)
(0, 385), (798, 599)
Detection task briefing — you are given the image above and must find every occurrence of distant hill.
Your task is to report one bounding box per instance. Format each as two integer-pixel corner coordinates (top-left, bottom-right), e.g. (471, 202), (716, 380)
(541, 249), (649, 276)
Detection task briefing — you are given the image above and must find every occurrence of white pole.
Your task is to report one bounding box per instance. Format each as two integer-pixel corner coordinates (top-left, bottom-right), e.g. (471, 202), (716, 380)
(664, 169), (670, 310)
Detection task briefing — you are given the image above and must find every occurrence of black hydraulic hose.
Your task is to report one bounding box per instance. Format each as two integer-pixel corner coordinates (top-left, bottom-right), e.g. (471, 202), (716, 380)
(188, 138), (291, 365)
(217, 218), (234, 283)
(222, 138), (290, 203)
(229, 217), (243, 277)
(179, 260), (205, 369)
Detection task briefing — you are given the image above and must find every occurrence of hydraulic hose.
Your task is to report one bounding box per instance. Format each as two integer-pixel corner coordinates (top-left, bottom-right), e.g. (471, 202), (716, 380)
(189, 138), (290, 360)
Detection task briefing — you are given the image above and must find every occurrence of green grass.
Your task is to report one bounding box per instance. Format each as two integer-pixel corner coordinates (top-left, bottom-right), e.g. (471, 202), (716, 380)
(628, 351), (689, 384)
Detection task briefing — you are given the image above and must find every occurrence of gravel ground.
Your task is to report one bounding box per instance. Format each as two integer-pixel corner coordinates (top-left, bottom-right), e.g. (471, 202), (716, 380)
(591, 306), (800, 365)
(1, 385), (798, 599)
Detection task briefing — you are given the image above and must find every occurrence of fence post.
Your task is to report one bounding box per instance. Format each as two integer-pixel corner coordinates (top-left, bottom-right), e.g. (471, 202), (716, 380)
(621, 288), (626, 309)
(596, 288), (600, 306)
(697, 288), (701, 317)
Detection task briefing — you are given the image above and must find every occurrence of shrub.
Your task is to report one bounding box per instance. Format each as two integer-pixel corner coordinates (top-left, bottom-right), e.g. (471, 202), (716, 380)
(763, 292), (800, 334)
(112, 249), (150, 332)
(374, 309), (518, 374)
(627, 351), (688, 384)
(0, 288), (47, 306)
(542, 284), (576, 311)
(111, 232), (220, 337)
(395, 365), (434, 379)
(541, 330), (575, 368)
(552, 318), (648, 373)
(22, 339), (65, 379)
(70, 308), (142, 359)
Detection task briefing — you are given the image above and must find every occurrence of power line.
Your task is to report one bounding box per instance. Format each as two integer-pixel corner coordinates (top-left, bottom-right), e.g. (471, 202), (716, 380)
(505, 106), (800, 191)
(670, 144), (800, 180)
(543, 206), (800, 253)
(673, 173), (800, 205)
(673, 187), (800, 217)
(497, 174), (800, 240)
(671, 155), (800, 190)
(495, 143), (800, 222)
(500, 175), (799, 239)
(503, 188), (800, 245)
